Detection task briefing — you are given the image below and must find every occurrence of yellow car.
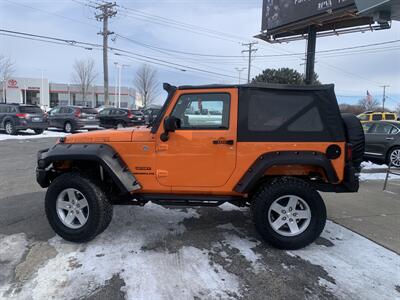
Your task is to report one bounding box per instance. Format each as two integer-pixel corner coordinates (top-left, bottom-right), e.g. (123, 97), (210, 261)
(358, 111), (398, 123)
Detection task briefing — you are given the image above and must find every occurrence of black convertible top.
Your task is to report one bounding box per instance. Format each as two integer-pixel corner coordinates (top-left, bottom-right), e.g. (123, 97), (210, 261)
(177, 83), (335, 91)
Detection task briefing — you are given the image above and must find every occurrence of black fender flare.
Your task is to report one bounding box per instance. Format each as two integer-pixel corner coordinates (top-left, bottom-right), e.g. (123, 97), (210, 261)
(36, 143), (141, 193)
(234, 151), (339, 193)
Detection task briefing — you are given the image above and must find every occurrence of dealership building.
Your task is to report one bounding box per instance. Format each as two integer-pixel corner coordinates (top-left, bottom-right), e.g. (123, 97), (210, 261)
(0, 77), (137, 109)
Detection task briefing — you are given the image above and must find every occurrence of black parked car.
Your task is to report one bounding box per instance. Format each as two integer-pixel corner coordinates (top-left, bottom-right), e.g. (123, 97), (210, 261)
(142, 108), (161, 125)
(0, 103), (48, 135)
(363, 121), (400, 167)
(99, 108), (145, 128)
(48, 106), (99, 133)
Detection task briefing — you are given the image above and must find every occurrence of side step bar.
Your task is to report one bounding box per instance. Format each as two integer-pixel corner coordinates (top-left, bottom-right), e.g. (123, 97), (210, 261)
(116, 194), (248, 207)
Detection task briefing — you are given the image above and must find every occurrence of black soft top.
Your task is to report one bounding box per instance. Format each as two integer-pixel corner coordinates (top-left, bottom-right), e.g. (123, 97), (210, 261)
(177, 83), (334, 91)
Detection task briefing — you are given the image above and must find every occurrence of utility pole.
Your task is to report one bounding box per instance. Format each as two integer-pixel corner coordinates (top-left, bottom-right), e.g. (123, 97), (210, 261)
(235, 67), (246, 84)
(95, 2), (117, 106)
(381, 85), (389, 111)
(242, 42), (258, 83)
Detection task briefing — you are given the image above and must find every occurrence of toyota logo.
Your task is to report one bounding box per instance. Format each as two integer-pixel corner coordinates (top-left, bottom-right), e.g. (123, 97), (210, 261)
(8, 79), (17, 87)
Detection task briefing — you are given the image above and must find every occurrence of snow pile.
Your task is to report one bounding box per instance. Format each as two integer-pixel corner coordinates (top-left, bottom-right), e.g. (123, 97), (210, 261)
(0, 129), (68, 141)
(361, 161), (388, 170)
(290, 221), (400, 300)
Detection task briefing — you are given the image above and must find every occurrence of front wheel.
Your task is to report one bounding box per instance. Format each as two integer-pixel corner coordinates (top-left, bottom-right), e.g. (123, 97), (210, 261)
(45, 172), (113, 243)
(251, 177), (326, 250)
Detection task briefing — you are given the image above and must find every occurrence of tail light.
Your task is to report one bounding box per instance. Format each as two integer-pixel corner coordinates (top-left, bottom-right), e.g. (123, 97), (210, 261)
(16, 113), (27, 119)
(75, 109), (81, 118)
(127, 110), (134, 119)
(346, 143), (353, 161)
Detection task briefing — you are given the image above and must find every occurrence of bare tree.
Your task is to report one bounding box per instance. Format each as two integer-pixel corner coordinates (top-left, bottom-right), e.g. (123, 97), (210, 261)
(72, 58), (97, 104)
(134, 64), (160, 108)
(0, 55), (16, 103)
(358, 91), (380, 112)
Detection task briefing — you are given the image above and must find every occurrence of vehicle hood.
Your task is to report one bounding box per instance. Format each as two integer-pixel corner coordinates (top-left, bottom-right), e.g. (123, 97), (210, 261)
(65, 126), (154, 143)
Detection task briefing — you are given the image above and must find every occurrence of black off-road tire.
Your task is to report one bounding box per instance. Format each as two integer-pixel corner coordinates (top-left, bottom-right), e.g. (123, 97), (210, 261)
(45, 172), (113, 243)
(251, 177), (326, 250)
(4, 121), (17, 135)
(341, 113), (365, 170)
(34, 129), (44, 135)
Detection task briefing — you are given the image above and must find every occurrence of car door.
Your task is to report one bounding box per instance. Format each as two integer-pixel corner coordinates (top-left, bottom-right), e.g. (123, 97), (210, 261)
(99, 108), (111, 128)
(365, 122), (395, 157)
(155, 90), (237, 189)
(48, 107), (59, 127)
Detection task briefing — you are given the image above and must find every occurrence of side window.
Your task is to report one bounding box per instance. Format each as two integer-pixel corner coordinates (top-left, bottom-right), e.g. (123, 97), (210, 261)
(372, 114), (382, 121)
(385, 114), (396, 120)
(247, 93), (322, 132)
(59, 107), (67, 113)
(362, 123), (374, 133)
(390, 126), (399, 135)
(99, 109), (110, 116)
(171, 93), (230, 129)
(371, 123), (393, 134)
(68, 108), (76, 114)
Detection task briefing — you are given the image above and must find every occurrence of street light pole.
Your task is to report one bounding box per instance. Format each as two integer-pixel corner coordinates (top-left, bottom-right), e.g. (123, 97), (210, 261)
(235, 67), (246, 84)
(115, 63), (129, 108)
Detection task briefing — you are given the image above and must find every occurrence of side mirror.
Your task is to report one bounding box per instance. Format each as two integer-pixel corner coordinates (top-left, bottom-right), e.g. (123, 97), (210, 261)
(160, 116), (181, 142)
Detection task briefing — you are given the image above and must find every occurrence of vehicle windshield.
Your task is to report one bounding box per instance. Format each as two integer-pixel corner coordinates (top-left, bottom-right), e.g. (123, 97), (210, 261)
(132, 110), (143, 115)
(19, 106), (43, 114)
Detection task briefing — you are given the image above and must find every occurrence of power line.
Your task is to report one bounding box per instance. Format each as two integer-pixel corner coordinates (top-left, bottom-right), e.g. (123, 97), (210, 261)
(0, 29), (237, 80)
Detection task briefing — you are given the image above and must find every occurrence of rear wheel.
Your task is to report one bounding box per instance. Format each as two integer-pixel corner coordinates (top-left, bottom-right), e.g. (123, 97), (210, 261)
(251, 177), (326, 250)
(116, 122), (125, 129)
(45, 172), (113, 243)
(4, 121), (17, 135)
(64, 122), (73, 133)
(388, 147), (400, 167)
(34, 129), (44, 135)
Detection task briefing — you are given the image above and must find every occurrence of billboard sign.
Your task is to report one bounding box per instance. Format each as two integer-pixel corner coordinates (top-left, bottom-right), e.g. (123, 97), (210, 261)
(262, 0), (356, 32)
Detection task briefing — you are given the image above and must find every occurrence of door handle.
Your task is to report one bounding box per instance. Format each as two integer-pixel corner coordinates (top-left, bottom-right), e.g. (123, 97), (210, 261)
(386, 137), (394, 140)
(213, 139), (234, 145)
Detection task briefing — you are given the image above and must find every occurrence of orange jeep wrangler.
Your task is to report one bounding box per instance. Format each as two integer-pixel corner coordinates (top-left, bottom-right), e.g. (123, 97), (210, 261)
(36, 83), (364, 249)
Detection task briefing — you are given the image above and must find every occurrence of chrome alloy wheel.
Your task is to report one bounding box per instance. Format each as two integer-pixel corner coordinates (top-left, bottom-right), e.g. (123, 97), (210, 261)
(56, 188), (90, 229)
(390, 149), (400, 167)
(268, 195), (311, 237)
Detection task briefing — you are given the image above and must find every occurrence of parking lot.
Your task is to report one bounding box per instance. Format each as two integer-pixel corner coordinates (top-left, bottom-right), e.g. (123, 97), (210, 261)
(0, 132), (399, 300)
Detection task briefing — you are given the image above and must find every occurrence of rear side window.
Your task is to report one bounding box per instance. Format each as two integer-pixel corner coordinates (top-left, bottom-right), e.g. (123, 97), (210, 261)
(238, 87), (344, 142)
(19, 106), (42, 114)
(370, 123), (393, 134)
(385, 114), (396, 120)
(372, 114), (382, 121)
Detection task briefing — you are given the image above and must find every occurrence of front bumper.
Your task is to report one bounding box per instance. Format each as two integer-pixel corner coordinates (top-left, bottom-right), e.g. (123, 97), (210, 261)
(36, 148), (51, 188)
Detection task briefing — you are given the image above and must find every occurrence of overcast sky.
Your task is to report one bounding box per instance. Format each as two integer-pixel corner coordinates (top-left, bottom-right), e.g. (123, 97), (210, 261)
(1, 0), (399, 108)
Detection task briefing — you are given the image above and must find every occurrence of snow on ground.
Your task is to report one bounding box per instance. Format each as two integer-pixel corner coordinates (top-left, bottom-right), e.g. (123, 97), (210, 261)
(291, 221), (400, 300)
(1, 204), (399, 300)
(361, 161), (388, 170)
(0, 129), (68, 141)
(1, 204), (241, 300)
